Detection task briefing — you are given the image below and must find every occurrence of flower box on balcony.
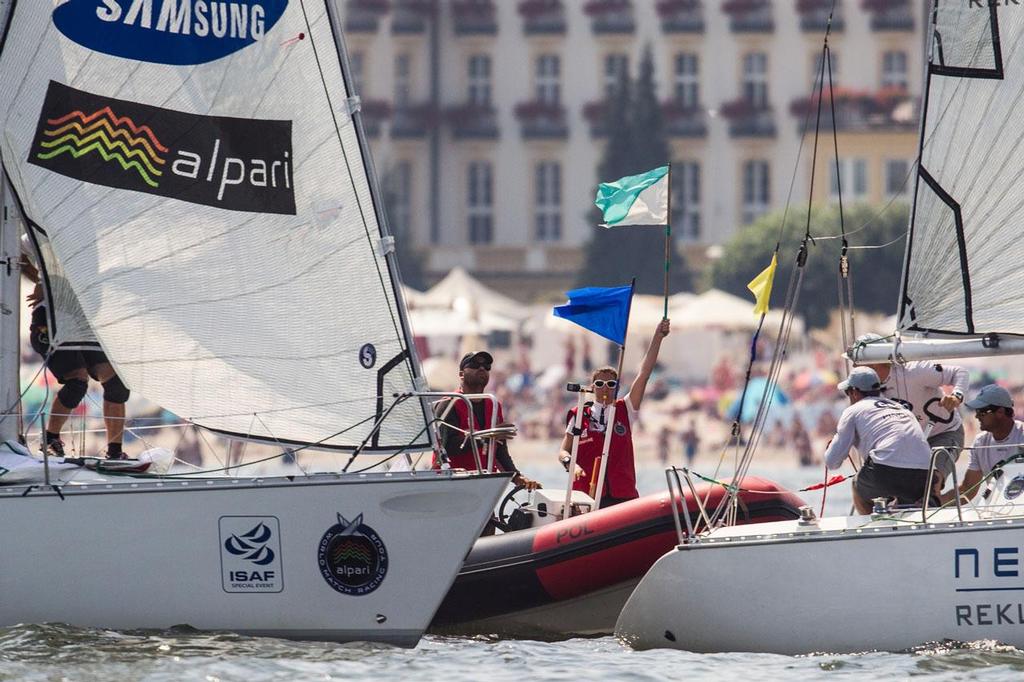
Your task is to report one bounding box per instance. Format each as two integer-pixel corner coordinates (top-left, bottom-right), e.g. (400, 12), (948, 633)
(657, 0), (704, 33)
(789, 87), (916, 133)
(515, 101), (568, 139)
(722, 0), (773, 33)
(863, 0), (913, 31)
(720, 98), (775, 137)
(391, 102), (438, 138)
(582, 100), (612, 137)
(446, 103), (499, 139)
(392, 0), (435, 33)
(519, 0), (566, 35)
(797, 0), (842, 32)
(662, 101), (707, 138)
(358, 99), (392, 137)
(584, 0), (635, 35)
(453, 0), (497, 35)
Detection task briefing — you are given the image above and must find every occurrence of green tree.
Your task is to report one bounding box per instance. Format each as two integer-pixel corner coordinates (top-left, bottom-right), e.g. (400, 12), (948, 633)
(708, 203), (910, 328)
(577, 46), (694, 295)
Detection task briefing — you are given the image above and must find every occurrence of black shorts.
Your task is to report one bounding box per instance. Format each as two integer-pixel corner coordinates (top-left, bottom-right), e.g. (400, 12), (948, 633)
(29, 306), (109, 383)
(854, 458), (932, 506)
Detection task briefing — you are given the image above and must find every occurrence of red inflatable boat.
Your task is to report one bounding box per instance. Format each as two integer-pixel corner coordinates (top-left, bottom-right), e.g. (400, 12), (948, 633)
(431, 477), (805, 638)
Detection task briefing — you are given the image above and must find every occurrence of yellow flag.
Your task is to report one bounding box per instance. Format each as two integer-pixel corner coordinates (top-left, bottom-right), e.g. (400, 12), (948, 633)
(746, 254), (778, 316)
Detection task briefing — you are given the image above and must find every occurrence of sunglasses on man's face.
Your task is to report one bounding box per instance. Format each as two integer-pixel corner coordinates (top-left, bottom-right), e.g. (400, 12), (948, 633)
(593, 379), (618, 389)
(465, 362), (491, 371)
(975, 406), (999, 416)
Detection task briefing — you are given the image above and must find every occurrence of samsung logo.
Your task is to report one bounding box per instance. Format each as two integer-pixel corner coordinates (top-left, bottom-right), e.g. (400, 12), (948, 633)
(53, 0), (289, 66)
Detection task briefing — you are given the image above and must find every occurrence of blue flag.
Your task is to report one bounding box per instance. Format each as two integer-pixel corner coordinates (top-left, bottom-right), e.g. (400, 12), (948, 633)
(552, 284), (633, 345)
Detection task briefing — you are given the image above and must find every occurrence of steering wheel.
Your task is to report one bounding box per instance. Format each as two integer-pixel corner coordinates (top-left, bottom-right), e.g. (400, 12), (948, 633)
(493, 484), (527, 531)
(923, 397), (955, 425)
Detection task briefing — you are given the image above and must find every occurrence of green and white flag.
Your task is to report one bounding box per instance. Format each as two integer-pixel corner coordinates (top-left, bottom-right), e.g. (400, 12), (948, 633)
(595, 165), (669, 227)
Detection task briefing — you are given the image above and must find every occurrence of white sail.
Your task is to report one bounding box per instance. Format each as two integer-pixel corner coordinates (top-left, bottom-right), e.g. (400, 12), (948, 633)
(24, 224), (100, 350)
(899, 2), (1024, 337)
(0, 0), (429, 451)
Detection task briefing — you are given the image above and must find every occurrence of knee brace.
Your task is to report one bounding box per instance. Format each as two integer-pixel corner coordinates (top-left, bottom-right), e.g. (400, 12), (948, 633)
(102, 376), (130, 404)
(57, 378), (88, 409)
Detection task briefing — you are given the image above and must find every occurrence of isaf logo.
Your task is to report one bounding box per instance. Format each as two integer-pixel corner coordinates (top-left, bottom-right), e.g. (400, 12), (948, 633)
(29, 81), (295, 215)
(219, 516), (283, 592)
(52, 0), (289, 66)
(317, 513), (388, 596)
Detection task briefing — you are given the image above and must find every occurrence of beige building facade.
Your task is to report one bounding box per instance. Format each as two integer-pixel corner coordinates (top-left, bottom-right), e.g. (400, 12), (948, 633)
(339, 0), (927, 299)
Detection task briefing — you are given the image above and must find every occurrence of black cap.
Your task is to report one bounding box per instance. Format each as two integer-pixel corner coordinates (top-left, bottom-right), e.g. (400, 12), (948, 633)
(459, 351), (494, 370)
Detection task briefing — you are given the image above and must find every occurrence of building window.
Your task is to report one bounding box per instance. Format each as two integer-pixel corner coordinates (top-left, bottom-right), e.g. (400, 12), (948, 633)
(394, 53), (411, 105)
(811, 51), (838, 90)
(742, 52), (769, 108)
(350, 51), (365, 96)
(535, 162), (562, 242)
(468, 54), (492, 106)
(604, 53), (629, 97)
(389, 161), (413, 238)
(673, 53), (700, 108)
(536, 54), (561, 104)
(674, 162), (701, 240)
(468, 161), (493, 245)
(885, 159), (911, 197)
(742, 160), (770, 224)
(830, 158), (868, 201)
(881, 50), (907, 90)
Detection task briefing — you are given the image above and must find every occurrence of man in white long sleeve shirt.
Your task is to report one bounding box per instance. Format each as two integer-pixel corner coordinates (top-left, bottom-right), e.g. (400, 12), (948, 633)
(855, 333), (969, 480)
(824, 367), (934, 514)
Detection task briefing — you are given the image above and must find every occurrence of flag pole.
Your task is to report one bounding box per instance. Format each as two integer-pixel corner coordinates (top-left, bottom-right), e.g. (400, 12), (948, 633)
(663, 163), (672, 319)
(593, 279), (634, 510)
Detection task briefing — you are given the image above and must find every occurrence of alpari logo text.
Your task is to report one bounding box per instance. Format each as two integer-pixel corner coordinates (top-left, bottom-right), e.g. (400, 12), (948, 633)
(29, 81), (295, 215)
(53, 0), (289, 66)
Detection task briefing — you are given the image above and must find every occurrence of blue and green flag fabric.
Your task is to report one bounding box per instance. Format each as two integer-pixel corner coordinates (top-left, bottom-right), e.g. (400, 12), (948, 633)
(552, 284), (634, 345)
(594, 166), (669, 227)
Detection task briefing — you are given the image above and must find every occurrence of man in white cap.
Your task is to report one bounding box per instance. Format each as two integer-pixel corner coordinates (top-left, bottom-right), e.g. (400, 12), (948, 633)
(824, 367), (934, 514)
(941, 385), (1024, 503)
(853, 332), (969, 481)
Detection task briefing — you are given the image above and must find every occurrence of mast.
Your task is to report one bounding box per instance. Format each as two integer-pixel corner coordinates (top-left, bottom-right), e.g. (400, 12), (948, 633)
(0, 168), (18, 443)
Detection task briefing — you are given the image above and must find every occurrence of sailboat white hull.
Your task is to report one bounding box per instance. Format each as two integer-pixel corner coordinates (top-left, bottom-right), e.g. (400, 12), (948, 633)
(0, 470), (509, 646)
(616, 512), (1024, 654)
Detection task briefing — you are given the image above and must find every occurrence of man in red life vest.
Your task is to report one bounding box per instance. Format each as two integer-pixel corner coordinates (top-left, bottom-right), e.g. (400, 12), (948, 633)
(557, 319), (671, 508)
(434, 351), (541, 491)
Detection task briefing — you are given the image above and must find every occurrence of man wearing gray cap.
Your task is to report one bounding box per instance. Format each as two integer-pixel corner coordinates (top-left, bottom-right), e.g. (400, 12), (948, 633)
(941, 385), (1024, 503)
(824, 367), (934, 514)
(853, 332), (969, 482)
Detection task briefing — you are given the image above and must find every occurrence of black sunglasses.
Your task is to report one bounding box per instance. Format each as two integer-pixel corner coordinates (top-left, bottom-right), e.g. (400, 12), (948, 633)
(465, 361), (491, 371)
(593, 379), (618, 388)
(975, 406), (999, 416)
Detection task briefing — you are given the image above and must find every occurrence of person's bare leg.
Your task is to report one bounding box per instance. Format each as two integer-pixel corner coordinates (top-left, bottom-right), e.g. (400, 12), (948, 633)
(853, 490), (873, 515)
(91, 363), (126, 453)
(46, 367), (89, 436)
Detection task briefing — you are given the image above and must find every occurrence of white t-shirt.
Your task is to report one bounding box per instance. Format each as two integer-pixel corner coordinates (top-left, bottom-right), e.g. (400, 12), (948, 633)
(879, 361), (969, 437)
(824, 397), (932, 470)
(968, 421), (1024, 473)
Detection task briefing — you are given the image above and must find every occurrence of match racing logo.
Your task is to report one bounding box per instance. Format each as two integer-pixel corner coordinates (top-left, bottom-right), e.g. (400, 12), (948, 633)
(219, 516), (283, 593)
(317, 513), (389, 596)
(29, 81), (296, 215)
(52, 1), (289, 66)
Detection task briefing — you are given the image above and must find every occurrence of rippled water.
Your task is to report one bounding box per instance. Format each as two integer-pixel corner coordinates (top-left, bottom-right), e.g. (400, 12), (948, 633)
(6, 464), (1020, 680)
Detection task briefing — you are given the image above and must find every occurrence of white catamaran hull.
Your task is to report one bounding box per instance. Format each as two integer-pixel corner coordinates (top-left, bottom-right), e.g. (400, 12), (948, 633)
(0, 471), (509, 646)
(616, 513), (1024, 654)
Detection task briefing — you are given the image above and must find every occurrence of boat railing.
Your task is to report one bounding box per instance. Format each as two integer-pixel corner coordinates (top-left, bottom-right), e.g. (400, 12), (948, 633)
(922, 446), (963, 523)
(391, 391), (500, 472)
(665, 466), (713, 545)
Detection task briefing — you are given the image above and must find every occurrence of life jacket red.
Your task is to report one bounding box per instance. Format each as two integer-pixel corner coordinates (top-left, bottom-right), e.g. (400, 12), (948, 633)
(566, 398), (638, 500)
(434, 397), (506, 472)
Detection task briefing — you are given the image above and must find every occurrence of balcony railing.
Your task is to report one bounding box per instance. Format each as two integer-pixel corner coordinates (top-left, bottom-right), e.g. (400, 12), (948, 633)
(583, 100), (611, 138)
(789, 88), (919, 134)
(447, 103), (499, 139)
(518, 0), (566, 35)
(797, 0), (843, 32)
(662, 102), (707, 138)
(584, 0), (635, 35)
(452, 0), (498, 35)
(392, 0), (435, 33)
(721, 99), (775, 138)
(723, 0), (773, 33)
(657, 0), (704, 34)
(391, 102), (438, 138)
(346, 0), (390, 32)
(359, 99), (392, 137)
(863, 0), (913, 31)
(515, 101), (569, 140)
